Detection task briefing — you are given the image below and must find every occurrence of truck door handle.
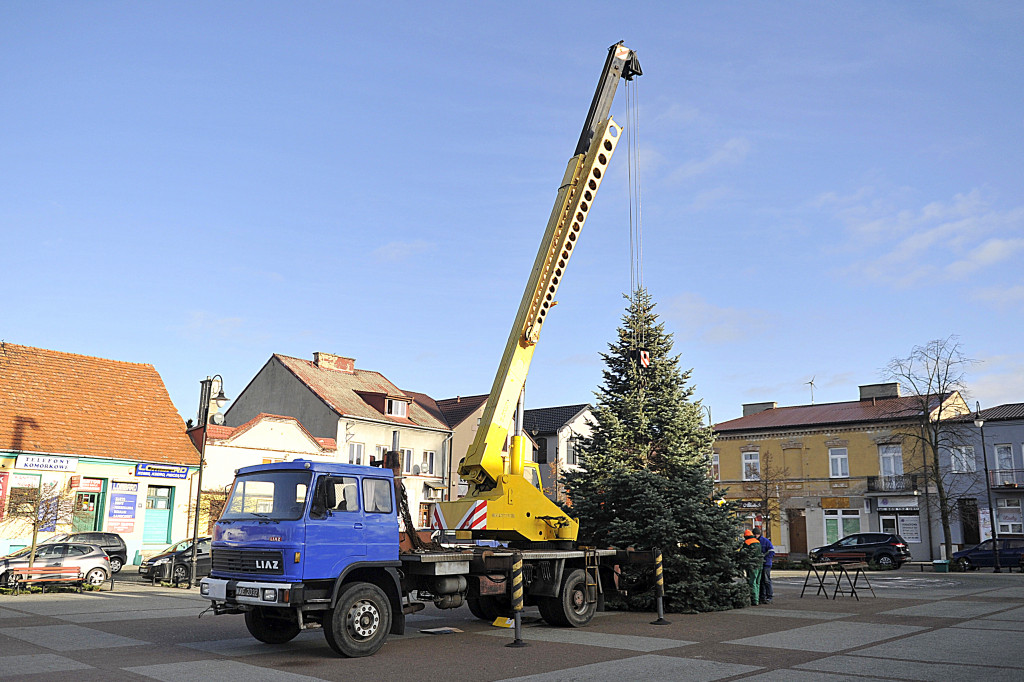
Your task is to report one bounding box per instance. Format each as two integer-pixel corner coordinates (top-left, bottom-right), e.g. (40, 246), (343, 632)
(354, 523), (364, 529)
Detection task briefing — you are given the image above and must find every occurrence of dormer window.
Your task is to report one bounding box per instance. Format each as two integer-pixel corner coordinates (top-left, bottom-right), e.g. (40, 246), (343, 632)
(386, 399), (408, 418)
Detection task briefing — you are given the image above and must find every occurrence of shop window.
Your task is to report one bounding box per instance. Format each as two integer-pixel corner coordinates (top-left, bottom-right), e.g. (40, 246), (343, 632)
(824, 509), (860, 544)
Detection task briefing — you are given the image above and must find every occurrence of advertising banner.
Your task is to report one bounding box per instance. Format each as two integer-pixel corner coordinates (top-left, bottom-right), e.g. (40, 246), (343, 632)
(110, 493), (138, 520)
(898, 515), (922, 543)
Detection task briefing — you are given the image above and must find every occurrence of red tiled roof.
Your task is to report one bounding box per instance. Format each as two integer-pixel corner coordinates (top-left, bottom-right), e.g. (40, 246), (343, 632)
(436, 394), (489, 428)
(714, 394), (952, 433)
(0, 342), (199, 465)
(274, 354), (449, 430)
(189, 413), (338, 451)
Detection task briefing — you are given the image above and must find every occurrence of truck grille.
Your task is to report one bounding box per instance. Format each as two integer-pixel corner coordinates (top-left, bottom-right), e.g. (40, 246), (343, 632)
(212, 548), (285, 575)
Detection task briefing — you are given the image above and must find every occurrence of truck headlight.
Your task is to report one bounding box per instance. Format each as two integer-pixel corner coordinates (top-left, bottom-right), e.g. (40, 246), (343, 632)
(262, 588), (277, 602)
(200, 582), (210, 596)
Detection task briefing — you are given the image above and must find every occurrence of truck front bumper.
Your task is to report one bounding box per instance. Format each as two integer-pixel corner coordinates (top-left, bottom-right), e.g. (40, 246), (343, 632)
(201, 577), (303, 608)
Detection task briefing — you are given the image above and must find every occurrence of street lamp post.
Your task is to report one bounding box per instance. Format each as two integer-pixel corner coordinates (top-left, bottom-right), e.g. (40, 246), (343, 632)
(974, 401), (1001, 573)
(189, 375), (229, 587)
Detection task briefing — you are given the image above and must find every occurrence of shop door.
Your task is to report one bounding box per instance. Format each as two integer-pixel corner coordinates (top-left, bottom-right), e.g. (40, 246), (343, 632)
(144, 486), (173, 545)
(959, 498), (981, 546)
(72, 493), (99, 532)
(787, 509), (807, 554)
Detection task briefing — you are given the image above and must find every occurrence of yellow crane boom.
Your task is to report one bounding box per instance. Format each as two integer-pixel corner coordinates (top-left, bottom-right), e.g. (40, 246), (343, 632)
(434, 43), (641, 545)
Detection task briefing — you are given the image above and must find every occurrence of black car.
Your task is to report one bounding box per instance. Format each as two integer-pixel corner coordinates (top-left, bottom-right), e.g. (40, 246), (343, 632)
(46, 532), (128, 573)
(809, 532), (912, 569)
(139, 537), (211, 584)
(952, 538), (1024, 571)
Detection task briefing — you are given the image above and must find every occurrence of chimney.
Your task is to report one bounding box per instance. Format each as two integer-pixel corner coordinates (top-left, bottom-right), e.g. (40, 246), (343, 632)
(313, 352), (355, 374)
(859, 383), (900, 401)
(743, 402), (777, 417)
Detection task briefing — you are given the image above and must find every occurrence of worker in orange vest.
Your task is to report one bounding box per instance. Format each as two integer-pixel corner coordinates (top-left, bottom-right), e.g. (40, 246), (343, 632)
(743, 529), (763, 605)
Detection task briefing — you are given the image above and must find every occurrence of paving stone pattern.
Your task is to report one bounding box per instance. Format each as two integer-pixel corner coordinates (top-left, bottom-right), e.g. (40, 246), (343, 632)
(1, 571), (1023, 681)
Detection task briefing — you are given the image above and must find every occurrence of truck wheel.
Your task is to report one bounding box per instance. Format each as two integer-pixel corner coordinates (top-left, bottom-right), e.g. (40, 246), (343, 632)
(324, 582), (391, 657)
(245, 607), (301, 644)
(539, 569), (596, 627)
(467, 595), (511, 622)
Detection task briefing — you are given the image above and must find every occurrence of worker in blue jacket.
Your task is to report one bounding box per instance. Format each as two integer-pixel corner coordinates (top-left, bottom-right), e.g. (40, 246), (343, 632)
(755, 527), (774, 604)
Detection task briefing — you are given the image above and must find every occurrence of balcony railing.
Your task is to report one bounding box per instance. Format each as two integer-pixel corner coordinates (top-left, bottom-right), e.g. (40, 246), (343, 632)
(866, 474), (918, 493)
(989, 469), (1023, 488)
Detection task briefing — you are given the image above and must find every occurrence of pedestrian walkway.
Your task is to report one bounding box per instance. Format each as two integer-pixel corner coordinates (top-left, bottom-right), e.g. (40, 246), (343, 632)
(0, 569), (1022, 680)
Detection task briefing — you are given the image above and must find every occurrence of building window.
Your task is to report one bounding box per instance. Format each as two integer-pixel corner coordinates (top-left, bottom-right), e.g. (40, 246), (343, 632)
(423, 451), (435, 475)
(711, 453), (720, 482)
(879, 444), (904, 480)
(535, 438), (547, 464)
(996, 498), (1023, 535)
(951, 446), (976, 473)
(824, 509), (861, 544)
(829, 448), (849, 478)
(566, 439), (578, 466)
(386, 399), (408, 418)
(742, 452), (760, 481)
(145, 486), (172, 510)
(348, 443), (364, 466)
(374, 445), (389, 466)
(401, 447), (414, 474)
(995, 444), (1014, 471)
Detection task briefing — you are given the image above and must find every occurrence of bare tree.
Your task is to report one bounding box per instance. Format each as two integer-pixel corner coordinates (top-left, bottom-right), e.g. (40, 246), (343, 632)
(3, 479), (77, 567)
(746, 449), (797, 541)
(884, 336), (975, 559)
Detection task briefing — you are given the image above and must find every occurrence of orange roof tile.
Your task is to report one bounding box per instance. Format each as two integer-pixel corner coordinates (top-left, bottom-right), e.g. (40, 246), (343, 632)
(0, 342), (199, 465)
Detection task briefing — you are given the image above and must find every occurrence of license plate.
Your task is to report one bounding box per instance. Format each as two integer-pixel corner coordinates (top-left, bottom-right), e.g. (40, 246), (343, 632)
(237, 587), (259, 598)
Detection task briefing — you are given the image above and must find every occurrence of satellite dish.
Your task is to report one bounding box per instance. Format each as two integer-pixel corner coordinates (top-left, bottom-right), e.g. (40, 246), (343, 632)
(211, 413), (225, 426)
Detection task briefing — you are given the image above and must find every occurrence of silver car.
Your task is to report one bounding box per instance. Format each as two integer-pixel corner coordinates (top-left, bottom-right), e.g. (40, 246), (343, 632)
(0, 542), (111, 587)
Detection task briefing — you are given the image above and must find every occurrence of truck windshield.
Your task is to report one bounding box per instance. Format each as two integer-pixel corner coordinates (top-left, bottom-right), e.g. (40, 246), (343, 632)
(222, 470), (312, 521)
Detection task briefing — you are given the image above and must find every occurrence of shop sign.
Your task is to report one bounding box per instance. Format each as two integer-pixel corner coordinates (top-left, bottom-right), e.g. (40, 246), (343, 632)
(979, 508), (993, 541)
(109, 493), (138, 520)
(877, 496), (919, 512)
(69, 476), (104, 493)
(112, 481), (138, 493)
(898, 515), (922, 543)
(15, 454), (77, 472)
(11, 473), (41, 488)
(107, 519), (135, 533)
(738, 501), (763, 509)
(821, 497), (850, 509)
(135, 463), (189, 479)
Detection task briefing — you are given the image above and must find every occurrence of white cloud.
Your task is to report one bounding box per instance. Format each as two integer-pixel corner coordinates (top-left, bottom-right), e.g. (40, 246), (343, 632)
(175, 311), (245, 341)
(667, 137), (750, 184)
(970, 353), (1024, 408)
(665, 293), (768, 344)
(970, 284), (1024, 308)
(372, 240), (434, 263)
(820, 187), (1024, 289)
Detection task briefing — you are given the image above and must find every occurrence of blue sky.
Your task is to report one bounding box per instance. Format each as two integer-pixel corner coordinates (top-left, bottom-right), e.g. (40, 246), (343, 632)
(3, 2), (1022, 424)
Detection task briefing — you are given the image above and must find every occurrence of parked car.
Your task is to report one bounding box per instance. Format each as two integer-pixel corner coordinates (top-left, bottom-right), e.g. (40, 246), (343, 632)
(952, 538), (1024, 571)
(46, 532), (128, 573)
(139, 537), (211, 584)
(809, 532), (912, 569)
(0, 543), (111, 587)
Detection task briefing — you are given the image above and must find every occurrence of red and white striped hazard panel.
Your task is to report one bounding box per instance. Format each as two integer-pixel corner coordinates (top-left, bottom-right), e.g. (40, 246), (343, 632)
(431, 500), (487, 531)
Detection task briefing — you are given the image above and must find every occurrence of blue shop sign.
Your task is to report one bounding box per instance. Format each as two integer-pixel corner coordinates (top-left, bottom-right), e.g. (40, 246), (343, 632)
(135, 463), (189, 479)
(109, 493), (137, 519)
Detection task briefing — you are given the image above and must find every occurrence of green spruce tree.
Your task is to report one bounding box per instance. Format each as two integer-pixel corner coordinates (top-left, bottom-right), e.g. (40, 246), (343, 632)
(564, 289), (752, 612)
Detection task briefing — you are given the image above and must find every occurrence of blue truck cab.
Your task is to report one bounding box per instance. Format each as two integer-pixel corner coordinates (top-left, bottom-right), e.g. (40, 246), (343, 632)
(200, 459), (406, 657)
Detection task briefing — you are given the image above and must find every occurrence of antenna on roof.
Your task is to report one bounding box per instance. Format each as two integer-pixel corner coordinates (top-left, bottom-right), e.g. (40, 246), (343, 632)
(806, 376), (816, 404)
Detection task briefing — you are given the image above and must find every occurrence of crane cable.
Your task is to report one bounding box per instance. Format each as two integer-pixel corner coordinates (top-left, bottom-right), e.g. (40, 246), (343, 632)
(625, 76), (645, 357)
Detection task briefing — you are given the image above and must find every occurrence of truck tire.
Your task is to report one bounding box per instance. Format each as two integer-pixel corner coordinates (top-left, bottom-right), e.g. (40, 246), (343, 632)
(324, 582), (391, 657)
(245, 607), (301, 644)
(538, 569), (596, 627)
(467, 595), (512, 622)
